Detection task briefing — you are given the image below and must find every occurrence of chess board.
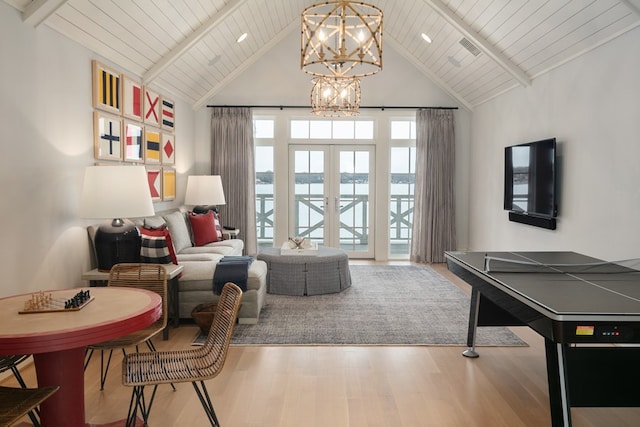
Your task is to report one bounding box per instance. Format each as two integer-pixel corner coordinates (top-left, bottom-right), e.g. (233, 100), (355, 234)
(19, 289), (94, 314)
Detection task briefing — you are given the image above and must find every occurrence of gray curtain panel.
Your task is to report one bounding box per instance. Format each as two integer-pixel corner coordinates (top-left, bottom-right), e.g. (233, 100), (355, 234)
(410, 109), (456, 263)
(210, 107), (258, 255)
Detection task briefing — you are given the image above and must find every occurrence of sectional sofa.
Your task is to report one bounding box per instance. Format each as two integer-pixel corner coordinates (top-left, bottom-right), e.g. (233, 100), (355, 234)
(88, 208), (267, 324)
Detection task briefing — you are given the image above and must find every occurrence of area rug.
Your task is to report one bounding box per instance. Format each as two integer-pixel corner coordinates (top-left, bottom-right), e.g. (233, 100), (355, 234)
(194, 265), (527, 346)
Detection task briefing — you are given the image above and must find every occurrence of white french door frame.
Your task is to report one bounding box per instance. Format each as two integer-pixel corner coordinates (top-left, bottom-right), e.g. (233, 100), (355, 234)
(288, 144), (375, 258)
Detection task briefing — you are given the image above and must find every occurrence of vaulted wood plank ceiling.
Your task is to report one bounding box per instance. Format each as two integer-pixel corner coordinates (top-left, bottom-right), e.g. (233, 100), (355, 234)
(5, 0), (640, 111)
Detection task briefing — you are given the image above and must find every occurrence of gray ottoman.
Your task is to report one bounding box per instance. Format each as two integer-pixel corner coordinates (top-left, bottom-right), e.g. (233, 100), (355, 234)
(257, 247), (351, 296)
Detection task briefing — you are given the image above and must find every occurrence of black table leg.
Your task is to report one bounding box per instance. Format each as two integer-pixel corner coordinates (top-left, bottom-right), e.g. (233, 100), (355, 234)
(544, 339), (572, 427)
(463, 288), (481, 358)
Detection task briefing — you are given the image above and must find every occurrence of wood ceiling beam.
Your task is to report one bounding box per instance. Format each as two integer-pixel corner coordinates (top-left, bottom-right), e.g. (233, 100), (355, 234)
(144, 0), (247, 85)
(423, 0), (531, 87)
(23, 0), (68, 27)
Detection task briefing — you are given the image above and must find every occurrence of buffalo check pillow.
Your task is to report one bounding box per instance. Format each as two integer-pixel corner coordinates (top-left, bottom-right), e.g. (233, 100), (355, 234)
(139, 226), (172, 264)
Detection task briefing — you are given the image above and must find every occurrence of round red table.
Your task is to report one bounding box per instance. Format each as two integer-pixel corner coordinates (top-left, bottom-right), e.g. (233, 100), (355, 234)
(0, 287), (162, 427)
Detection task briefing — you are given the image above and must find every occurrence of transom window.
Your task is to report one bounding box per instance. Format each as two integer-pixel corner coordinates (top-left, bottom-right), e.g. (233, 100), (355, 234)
(254, 119), (274, 138)
(390, 120), (416, 139)
(291, 120), (374, 139)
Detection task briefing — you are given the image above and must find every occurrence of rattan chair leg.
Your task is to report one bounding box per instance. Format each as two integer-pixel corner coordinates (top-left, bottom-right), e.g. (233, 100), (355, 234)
(1, 356), (42, 427)
(125, 386), (140, 427)
(84, 348), (94, 370)
(192, 380), (220, 427)
(126, 384), (158, 427)
(10, 364), (41, 427)
(98, 349), (115, 390)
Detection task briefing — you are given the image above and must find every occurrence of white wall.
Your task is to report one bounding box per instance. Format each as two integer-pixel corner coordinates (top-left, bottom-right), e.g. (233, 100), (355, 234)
(468, 26), (640, 261)
(0, 2), (197, 296)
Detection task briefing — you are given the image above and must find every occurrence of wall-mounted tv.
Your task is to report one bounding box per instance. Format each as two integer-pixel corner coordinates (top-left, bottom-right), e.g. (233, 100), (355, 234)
(504, 138), (557, 228)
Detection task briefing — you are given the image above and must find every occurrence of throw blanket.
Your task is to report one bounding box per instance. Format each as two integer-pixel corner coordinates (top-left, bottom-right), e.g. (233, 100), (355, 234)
(213, 256), (253, 294)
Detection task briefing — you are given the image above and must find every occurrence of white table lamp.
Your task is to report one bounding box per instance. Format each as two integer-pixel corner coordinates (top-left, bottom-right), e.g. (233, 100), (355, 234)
(184, 175), (226, 213)
(81, 165), (155, 271)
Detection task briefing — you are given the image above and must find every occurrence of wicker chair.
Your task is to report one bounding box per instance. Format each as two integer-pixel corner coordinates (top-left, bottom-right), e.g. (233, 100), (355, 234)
(122, 282), (243, 427)
(0, 385), (58, 426)
(84, 263), (169, 390)
(0, 355), (42, 426)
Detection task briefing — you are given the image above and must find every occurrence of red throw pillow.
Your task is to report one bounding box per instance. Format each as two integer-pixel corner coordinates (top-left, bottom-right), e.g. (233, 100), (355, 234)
(188, 211), (219, 246)
(161, 227), (178, 265)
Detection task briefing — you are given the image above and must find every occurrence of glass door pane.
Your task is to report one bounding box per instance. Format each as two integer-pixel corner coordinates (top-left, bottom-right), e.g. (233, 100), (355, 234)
(338, 149), (372, 255)
(292, 149), (326, 247)
(255, 146), (274, 250)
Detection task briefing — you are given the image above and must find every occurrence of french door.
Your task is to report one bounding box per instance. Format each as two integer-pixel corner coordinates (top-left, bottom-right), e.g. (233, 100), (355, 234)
(289, 145), (375, 258)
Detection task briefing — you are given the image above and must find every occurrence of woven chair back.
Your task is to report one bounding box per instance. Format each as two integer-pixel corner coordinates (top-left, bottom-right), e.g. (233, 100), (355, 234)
(198, 282), (243, 376)
(109, 263), (168, 329)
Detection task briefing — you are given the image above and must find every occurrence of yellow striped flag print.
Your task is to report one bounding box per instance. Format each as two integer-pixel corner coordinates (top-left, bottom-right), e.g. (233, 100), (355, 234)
(99, 69), (120, 109)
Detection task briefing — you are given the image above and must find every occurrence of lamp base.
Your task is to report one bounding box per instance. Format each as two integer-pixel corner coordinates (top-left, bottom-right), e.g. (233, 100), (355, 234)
(94, 219), (142, 272)
(192, 205), (219, 214)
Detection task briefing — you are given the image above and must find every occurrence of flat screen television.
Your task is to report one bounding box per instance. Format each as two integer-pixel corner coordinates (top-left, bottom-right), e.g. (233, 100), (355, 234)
(504, 138), (557, 218)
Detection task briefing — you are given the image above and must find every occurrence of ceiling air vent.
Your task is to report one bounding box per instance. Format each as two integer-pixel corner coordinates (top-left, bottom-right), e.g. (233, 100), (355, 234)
(459, 37), (481, 56)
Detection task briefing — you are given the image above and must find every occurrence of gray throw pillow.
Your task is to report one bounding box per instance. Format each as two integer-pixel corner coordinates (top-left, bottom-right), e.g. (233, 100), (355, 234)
(144, 215), (166, 229)
(163, 211), (192, 254)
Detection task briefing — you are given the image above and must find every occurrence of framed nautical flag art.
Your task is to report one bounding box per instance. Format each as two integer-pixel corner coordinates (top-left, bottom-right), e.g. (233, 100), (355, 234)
(161, 97), (175, 131)
(123, 121), (144, 162)
(144, 88), (161, 127)
(161, 133), (175, 165)
(122, 75), (143, 121)
(146, 167), (162, 202)
(144, 128), (161, 164)
(92, 60), (121, 114)
(162, 168), (176, 201)
(94, 112), (122, 161)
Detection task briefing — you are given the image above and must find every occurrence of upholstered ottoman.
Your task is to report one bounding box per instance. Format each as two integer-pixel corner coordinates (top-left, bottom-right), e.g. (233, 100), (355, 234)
(178, 254), (267, 324)
(257, 247), (351, 296)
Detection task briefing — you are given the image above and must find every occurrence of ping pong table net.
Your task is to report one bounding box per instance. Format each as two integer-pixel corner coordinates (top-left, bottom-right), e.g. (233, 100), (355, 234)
(483, 255), (640, 274)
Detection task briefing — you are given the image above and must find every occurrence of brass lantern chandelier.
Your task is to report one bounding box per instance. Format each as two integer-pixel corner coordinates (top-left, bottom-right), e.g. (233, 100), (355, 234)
(301, 1), (383, 78)
(310, 76), (361, 116)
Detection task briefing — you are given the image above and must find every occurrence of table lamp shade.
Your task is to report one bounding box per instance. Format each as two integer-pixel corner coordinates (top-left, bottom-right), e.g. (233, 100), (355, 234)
(81, 166), (155, 271)
(184, 175), (226, 207)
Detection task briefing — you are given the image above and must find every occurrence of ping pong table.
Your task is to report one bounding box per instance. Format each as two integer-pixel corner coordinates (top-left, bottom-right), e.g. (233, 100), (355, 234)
(445, 251), (640, 427)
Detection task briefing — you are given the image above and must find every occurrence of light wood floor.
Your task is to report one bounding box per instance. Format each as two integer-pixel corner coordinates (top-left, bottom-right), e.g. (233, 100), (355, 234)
(5, 263), (640, 426)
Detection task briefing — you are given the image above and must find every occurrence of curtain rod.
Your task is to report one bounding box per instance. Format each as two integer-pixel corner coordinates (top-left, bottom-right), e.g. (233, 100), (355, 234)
(206, 105), (458, 110)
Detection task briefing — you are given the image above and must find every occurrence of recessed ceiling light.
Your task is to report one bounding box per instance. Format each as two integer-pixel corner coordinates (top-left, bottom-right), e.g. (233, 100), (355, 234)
(421, 33), (432, 43)
(237, 33), (248, 43)
(448, 56), (461, 67)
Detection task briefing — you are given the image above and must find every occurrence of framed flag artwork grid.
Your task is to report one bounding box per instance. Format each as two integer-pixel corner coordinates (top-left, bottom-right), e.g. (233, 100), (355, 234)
(91, 60), (177, 202)
(122, 74), (143, 121)
(123, 121), (144, 162)
(92, 60), (121, 115)
(162, 168), (176, 201)
(94, 112), (122, 161)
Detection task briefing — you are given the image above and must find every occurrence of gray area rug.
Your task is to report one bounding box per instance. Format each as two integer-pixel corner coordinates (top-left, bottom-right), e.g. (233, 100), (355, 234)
(197, 265), (527, 346)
